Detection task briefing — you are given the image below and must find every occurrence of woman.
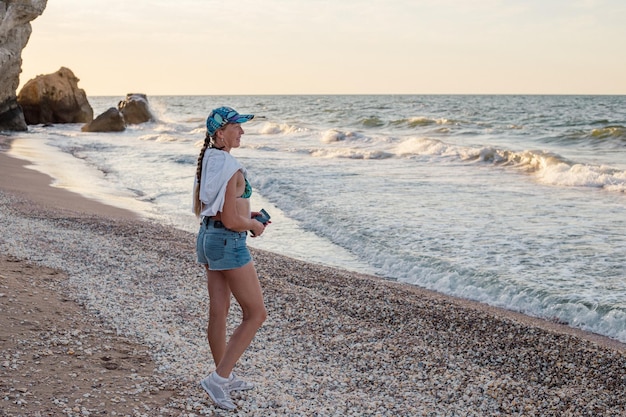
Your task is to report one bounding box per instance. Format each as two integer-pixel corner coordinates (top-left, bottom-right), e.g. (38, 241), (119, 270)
(193, 106), (268, 410)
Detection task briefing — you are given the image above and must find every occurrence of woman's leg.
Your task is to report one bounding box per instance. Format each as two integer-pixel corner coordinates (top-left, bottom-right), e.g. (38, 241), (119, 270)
(205, 266), (231, 367)
(214, 261), (267, 378)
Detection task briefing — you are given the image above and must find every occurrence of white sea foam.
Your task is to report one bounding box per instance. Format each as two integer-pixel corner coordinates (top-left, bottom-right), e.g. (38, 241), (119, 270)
(321, 129), (347, 143)
(394, 137), (458, 158)
(259, 121), (303, 135)
(538, 162), (626, 191)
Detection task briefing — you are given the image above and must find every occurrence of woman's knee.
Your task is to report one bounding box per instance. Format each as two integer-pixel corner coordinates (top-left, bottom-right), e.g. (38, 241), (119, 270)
(245, 306), (267, 328)
(257, 306), (268, 326)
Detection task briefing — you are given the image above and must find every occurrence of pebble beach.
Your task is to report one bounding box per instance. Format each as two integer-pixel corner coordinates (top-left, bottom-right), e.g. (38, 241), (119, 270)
(1, 144), (626, 416)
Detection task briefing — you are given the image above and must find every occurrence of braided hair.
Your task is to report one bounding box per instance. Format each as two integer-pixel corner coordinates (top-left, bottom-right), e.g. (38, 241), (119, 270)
(193, 130), (227, 217)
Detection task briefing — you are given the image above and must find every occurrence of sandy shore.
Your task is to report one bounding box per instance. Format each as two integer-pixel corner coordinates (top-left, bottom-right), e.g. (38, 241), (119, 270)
(1, 139), (626, 416)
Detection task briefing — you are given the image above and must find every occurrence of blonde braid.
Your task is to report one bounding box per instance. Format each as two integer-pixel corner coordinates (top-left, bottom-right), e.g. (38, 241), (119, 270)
(193, 132), (213, 218)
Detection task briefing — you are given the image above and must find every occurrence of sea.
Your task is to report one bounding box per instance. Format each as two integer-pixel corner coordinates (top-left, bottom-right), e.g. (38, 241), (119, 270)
(6, 94), (626, 344)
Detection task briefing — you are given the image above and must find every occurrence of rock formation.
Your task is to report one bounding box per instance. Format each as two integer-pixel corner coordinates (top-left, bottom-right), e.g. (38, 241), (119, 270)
(17, 66), (93, 125)
(81, 107), (125, 132)
(118, 93), (152, 124)
(81, 93), (154, 132)
(0, 0), (47, 131)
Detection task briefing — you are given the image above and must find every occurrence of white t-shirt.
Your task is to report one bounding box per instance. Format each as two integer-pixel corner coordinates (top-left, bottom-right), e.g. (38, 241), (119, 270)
(194, 148), (247, 217)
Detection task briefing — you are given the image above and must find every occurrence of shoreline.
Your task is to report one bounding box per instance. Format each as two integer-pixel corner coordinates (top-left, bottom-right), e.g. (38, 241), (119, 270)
(0, 136), (139, 220)
(1, 139), (623, 352)
(1, 138), (625, 415)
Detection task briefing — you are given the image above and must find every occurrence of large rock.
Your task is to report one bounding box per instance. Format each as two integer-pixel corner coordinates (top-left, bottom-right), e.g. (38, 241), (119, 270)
(0, 0), (47, 131)
(0, 98), (26, 131)
(17, 66), (93, 125)
(81, 107), (125, 132)
(118, 93), (152, 124)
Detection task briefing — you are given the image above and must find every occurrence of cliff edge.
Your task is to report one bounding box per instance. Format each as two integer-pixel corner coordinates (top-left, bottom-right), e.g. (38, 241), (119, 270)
(0, 0), (47, 131)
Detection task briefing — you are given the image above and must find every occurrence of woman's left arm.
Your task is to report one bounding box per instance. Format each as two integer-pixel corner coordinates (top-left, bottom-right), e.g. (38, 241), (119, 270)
(221, 171), (264, 236)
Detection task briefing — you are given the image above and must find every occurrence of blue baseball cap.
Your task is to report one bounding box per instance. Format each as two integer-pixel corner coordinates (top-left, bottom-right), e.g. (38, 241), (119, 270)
(206, 106), (254, 135)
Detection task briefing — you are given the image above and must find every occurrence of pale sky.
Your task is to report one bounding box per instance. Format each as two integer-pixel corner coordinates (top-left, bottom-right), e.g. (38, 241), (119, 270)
(18, 0), (626, 96)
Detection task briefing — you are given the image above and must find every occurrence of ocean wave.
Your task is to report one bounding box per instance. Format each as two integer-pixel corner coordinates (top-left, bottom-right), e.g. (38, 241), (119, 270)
(170, 154), (197, 165)
(555, 125), (626, 146)
(469, 147), (569, 171)
(310, 148), (393, 160)
(395, 137), (461, 158)
(138, 134), (181, 143)
(465, 147), (626, 191)
(408, 117), (437, 127)
(321, 129), (347, 143)
(389, 117), (432, 127)
(468, 148), (626, 192)
(390, 116), (457, 129)
(590, 125), (626, 140)
(259, 122), (306, 135)
(244, 144), (280, 153)
(190, 126), (206, 136)
(538, 163), (626, 191)
(394, 137), (626, 192)
(184, 117), (205, 124)
(358, 116), (385, 128)
(320, 129), (368, 144)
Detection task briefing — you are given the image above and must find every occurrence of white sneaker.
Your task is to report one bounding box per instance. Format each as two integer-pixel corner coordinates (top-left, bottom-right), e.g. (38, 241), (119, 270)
(228, 372), (254, 392)
(200, 373), (236, 411)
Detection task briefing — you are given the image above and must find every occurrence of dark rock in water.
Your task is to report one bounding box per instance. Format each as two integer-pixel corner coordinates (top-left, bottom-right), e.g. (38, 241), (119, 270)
(81, 107), (125, 132)
(118, 93), (153, 124)
(0, 97), (27, 131)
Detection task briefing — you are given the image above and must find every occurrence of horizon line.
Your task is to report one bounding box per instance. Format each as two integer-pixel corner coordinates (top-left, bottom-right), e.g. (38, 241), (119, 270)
(84, 93), (626, 97)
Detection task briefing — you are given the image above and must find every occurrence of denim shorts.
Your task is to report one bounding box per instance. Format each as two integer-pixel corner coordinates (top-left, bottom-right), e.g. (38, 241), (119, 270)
(196, 218), (252, 271)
